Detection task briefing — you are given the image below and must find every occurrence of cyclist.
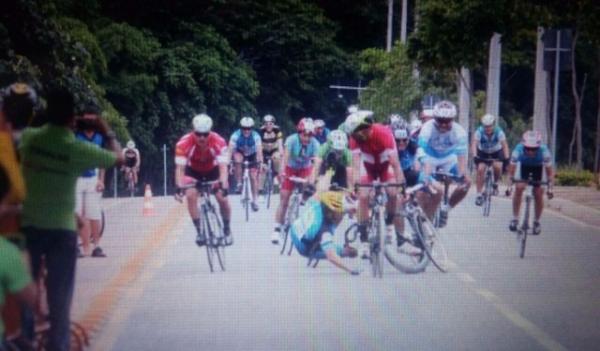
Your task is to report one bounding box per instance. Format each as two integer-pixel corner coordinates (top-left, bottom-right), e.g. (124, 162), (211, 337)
(258, 114), (283, 192)
(122, 140), (141, 187)
(313, 119), (330, 144)
(345, 110), (406, 258)
(507, 131), (554, 234)
(229, 116), (263, 211)
(175, 114), (232, 246)
(312, 129), (353, 191)
(290, 191), (359, 275)
(417, 100), (471, 227)
(271, 118), (320, 244)
(471, 113), (509, 206)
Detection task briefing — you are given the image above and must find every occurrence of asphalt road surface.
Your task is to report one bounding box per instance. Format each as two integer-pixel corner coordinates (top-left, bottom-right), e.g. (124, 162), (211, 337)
(77, 192), (599, 351)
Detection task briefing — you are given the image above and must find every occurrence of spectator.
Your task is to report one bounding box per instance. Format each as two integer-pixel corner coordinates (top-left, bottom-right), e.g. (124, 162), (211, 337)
(19, 87), (123, 351)
(74, 106), (108, 258)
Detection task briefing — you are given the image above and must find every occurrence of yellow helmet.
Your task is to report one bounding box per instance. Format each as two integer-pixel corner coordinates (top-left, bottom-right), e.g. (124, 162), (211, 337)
(319, 191), (356, 213)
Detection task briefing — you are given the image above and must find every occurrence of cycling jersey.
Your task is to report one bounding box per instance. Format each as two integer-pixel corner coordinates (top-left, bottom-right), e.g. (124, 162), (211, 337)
(175, 132), (228, 173)
(230, 129), (262, 157)
(397, 139), (418, 171)
(510, 143), (552, 167)
(284, 133), (319, 170)
(259, 126), (283, 154)
(349, 123), (396, 181)
(314, 127), (331, 144)
(417, 120), (468, 159)
(290, 198), (343, 258)
(318, 142), (351, 169)
(123, 148), (139, 168)
(474, 126), (506, 153)
(75, 132), (104, 178)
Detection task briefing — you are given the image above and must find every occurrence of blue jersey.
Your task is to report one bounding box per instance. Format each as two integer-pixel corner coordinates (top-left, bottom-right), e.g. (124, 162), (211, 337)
(76, 132), (104, 177)
(229, 129), (262, 156)
(285, 133), (320, 169)
(418, 120), (468, 159)
(474, 126), (506, 153)
(398, 139), (418, 171)
(314, 128), (331, 144)
(290, 199), (342, 258)
(510, 143), (552, 167)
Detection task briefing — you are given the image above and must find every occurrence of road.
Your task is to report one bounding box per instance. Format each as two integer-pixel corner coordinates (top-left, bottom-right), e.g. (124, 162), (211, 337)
(72, 191), (600, 351)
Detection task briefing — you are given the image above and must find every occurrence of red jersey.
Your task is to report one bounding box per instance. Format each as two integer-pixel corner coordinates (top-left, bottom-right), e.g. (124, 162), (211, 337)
(175, 132), (228, 173)
(349, 123), (397, 165)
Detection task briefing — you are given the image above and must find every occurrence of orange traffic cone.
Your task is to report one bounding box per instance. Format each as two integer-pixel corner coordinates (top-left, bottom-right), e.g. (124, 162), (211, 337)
(142, 184), (155, 216)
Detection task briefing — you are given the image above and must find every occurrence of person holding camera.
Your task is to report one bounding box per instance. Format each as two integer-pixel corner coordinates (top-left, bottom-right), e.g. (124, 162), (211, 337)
(74, 106), (108, 257)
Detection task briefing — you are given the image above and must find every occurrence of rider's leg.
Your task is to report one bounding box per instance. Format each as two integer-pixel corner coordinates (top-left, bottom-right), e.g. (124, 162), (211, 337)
(417, 184), (443, 220)
(272, 189), (291, 242)
(133, 169), (139, 185)
(493, 162), (502, 184)
(385, 186), (398, 230)
(215, 189), (232, 233)
(449, 178), (471, 208)
(533, 186), (544, 221)
(89, 219), (101, 249)
(250, 168), (259, 202)
(357, 186), (370, 241)
(185, 188), (200, 226)
(233, 152), (243, 187)
(512, 183), (526, 219)
(476, 162), (485, 193)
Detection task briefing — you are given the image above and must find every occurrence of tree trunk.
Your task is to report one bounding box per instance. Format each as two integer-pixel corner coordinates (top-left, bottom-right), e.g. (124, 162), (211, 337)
(570, 32), (586, 171)
(595, 49), (600, 178)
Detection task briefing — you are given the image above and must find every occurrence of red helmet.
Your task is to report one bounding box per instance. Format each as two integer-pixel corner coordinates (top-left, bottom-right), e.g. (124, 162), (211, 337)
(297, 117), (315, 134)
(522, 130), (542, 148)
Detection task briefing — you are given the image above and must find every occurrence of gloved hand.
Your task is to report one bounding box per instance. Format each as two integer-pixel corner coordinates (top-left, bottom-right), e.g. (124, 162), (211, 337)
(350, 269), (361, 276)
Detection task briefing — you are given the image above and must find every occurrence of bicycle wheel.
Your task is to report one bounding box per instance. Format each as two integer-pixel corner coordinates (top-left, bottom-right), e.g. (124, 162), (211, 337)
(201, 215), (214, 273)
(432, 207), (441, 228)
(344, 222), (359, 244)
(206, 207), (226, 271)
(280, 195), (299, 255)
(243, 177), (250, 222)
(518, 197), (531, 259)
(370, 210), (384, 278)
(265, 170), (273, 209)
(483, 172), (493, 217)
(416, 214), (449, 273)
(287, 198), (301, 256)
(384, 217), (429, 274)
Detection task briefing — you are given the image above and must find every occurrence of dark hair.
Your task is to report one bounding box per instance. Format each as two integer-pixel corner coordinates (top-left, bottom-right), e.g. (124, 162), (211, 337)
(0, 166), (9, 201)
(82, 104), (101, 116)
(45, 87), (74, 126)
(1, 83), (37, 129)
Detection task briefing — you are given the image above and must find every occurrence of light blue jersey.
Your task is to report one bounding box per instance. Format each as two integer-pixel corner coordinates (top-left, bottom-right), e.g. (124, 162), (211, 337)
(510, 143), (552, 167)
(290, 199), (342, 259)
(417, 120), (468, 159)
(285, 133), (320, 169)
(474, 126), (506, 153)
(230, 129), (262, 156)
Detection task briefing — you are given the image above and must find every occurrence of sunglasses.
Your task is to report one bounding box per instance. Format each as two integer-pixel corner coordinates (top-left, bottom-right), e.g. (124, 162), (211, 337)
(195, 132), (209, 138)
(242, 127), (252, 131)
(300, 132), (313, 137)
(435, 118), (452, 126)
(524, 147), (538, 153)
(396, 138), (408, 143)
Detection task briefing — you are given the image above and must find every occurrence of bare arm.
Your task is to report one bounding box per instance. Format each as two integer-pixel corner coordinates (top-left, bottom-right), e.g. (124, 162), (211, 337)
(175, 164), (185, 188)
(501, 140), (510, 160)
(325, 248), (355, 274)
(135, 149), (141, 168)
(470, 136), (479, 159)
(388, 151), (405, 184)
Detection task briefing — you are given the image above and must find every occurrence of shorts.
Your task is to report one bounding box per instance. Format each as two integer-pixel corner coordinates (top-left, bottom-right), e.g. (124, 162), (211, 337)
(183, 166), (220, 185)
(282, 166), (312, 191)
(403, 168), (421, 187)
(75, 176), (102, 220)
(263, 148), (280, 160)
(360, 163), (393, 184)
(421, 154), (460, 176)
(516, 164), (543, 184)
(125, 156), (137, 168)
(475, 150), (504, 165)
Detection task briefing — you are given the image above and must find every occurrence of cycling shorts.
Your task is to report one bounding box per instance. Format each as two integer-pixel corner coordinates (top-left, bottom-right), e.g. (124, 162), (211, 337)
(517, 165), (543, 184)
(282, 166), (312, 191)
(125, 156), (137, 168)
(475, 150), (504, 165)
(403, 168), (421, 187)
(234, 152), (259, 169)
(360, 163), (393, 184)
(183, 166), (219, 185)
(263, 149), (280, 160)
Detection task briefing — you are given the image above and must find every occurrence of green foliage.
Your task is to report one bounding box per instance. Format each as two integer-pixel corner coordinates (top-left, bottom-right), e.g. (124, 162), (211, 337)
(357, 44), (421, 120)
(555, 167), (596, 186)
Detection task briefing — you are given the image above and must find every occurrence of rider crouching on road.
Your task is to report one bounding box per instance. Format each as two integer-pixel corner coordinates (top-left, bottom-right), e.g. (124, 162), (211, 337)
(506, 131), (554, 235)
(175, 114), (232, 246)
(470, 114), (509, 206)
(290, 191), (359, 275)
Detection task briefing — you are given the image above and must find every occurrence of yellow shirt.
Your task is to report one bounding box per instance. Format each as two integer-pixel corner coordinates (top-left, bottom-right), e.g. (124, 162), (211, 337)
(0, 131), (25, 235)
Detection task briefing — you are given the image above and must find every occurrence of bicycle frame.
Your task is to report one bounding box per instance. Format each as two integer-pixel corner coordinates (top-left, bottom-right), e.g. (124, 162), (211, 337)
(280, 176), (306, 256)
(512, 177), (549, 259)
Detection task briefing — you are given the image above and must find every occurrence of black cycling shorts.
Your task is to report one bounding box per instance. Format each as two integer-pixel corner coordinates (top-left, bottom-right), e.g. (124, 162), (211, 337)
(519, 165), (543, 184)
(185, 166), (219, 183)
(403, 168), (420, 187)
(475, 150), (504, 164)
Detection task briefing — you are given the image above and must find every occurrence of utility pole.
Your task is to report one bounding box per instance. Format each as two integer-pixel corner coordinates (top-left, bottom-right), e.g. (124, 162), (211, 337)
(387, 0), (394, 52)
(533, 27), (550, 143)
(400, 0), (408, 44)
(485, 33), (502, 117)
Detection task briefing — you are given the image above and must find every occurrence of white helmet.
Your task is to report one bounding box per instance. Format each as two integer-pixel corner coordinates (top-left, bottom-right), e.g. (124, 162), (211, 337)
(347, 105), (359, 114)
(420, 108), (434, 120)
(432, 100), (457, 119)
(481, 113), (496, 126)
(126, 140), (135, 149)
(263, 114), (275, 123)
(314, 119), (325, 128)
(393, 127), (409, 140)
(328, 130), (348, 150)
(192, 113), (213, 133)
(410, 119), (422, 131)
(388, 114), (403, 125)
(344, 110), (374, 134)
(240, 116), (255, 128)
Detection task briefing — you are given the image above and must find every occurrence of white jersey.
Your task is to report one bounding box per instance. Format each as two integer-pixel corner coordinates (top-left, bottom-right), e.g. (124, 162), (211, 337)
(417, 120), (468, 159)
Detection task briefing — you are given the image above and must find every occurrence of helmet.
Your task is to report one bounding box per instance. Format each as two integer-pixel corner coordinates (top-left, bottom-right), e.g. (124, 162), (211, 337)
(481, 113), (496, 126)
(297, 118), (315, 133)
(347, 105), (359, 114)
(420, 108), (434, 120)
(240, 116), (254, 128)
(522, 130), (542, 148)
(409, 119), (422, 131)
(192, 113), (213, 133)
(314, 119), (325, 128)
(263, 114), (275, 123)
(328, 130), (348, 150)
(344, 110), (374, 134)
(432, 100), (457, 119)
(126, 140), (135, 149)
(319, 191), (356, 213)
(388, 114), (404, 125)
(393, 127), (409, 140)
(1, 82), (37, 128)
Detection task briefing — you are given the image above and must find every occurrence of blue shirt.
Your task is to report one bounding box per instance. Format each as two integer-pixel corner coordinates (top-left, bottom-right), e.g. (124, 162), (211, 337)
(398, 139), (418, 171)
(474, 126), (506, 153)
(229, 129), (262, 156)
(417, 120), (468, 159)
(75, 131), (104, 177)
(314, 128), (331, 144)
(510, 143), (552, 167)
(285, 133), (320, 169)
(290, 199), (342, 258)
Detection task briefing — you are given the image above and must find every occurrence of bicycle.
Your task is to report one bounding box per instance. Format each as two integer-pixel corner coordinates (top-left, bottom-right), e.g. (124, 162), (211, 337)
(124, 168), (136, 197)
(261, 157), (275, 209)
(180, 180), (227, 272)
(352, 181), (404, 278)
(238, 160), (259, 222)
(279, 176), (308, 256)
(507, 176), (551, 258)
(431, 171), (465, 228)
(475, 157), (500, 217)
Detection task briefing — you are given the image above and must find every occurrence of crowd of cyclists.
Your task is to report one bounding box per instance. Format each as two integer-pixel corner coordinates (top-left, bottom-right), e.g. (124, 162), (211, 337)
(173, 97), (556, 275)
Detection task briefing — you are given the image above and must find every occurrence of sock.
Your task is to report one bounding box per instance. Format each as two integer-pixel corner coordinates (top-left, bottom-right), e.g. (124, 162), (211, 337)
(192, 218), (201, 229)
(223, 219), (230, 230)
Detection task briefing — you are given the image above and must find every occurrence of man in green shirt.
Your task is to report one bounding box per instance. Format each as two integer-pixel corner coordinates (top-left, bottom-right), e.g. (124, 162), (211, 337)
(311, 130), (353, 191)
(19, 88), (123, 351)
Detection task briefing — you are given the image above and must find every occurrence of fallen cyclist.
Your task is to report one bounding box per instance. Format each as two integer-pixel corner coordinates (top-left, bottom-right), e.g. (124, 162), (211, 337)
(289, 191), (360, 275)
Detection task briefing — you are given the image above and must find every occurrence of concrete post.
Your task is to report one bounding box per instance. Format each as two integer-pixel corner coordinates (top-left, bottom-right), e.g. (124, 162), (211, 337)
(533, 27), (549, 143)
(486, 33), (502, 117)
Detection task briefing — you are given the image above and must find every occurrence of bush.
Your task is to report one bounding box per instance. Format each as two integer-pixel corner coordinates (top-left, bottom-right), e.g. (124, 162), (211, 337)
(555, 167), (596, 186)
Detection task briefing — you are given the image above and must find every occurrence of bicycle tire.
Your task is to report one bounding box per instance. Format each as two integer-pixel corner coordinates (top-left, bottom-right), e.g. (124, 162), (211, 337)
(369, 209), (384, 278)
(416, 214), (449, 273)
(384, 216), (429, 274)
(287, 197), (301, 256)
(206, 207), (226, 271)
(280, 195), (299, 255)
(201, 215), (215, 273)
(483, 171), (493, 217)
(280, 225), (290, 255)
(344, 222), (359, 244)
(243, 177), (250, 222)
(265, 170), (273, 209)
(519, 197), (531, 259)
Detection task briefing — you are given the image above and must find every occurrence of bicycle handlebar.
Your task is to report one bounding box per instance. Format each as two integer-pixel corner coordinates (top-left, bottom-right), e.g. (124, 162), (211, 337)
(354, 181), (405, 189)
